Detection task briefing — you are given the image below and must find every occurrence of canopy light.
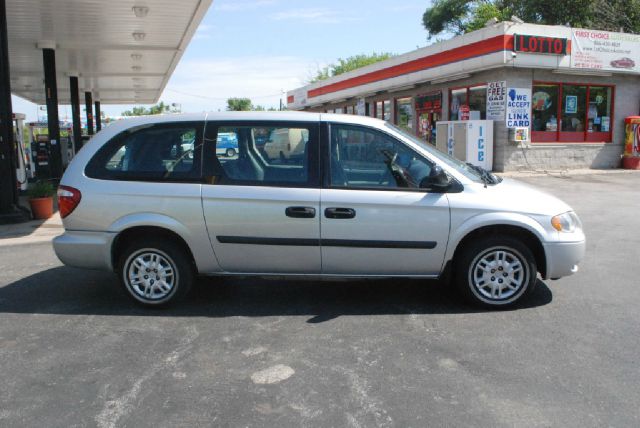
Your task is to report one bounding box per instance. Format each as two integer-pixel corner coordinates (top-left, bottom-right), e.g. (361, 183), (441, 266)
(132, 32), (146, 41)
(131, 66), (142, 72)
(131, 53), (143, 61)
(132, 6), (149, 18)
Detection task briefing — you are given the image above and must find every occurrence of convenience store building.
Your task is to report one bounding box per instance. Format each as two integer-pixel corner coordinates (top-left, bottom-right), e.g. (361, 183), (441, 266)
(286, 22), (640, 171)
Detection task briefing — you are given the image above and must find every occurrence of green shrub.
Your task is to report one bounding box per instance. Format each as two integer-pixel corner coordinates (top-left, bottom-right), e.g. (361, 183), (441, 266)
(27, 180), (55, 199)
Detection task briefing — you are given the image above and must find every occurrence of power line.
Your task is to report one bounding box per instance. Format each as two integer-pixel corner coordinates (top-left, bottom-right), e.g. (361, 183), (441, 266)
(164, 88), (284, 101)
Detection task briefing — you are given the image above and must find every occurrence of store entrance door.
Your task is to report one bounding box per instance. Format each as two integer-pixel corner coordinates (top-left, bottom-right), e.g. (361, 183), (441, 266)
(418, 110), (441, 146)
(415, 91), (442, 146)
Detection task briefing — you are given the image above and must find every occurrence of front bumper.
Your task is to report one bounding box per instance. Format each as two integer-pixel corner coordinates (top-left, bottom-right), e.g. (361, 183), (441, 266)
(543, 239), (586, 279)
(53, 230), (116, 271)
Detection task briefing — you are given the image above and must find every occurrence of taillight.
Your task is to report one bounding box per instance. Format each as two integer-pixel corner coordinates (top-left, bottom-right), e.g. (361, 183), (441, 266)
(57, 185), (82, 218)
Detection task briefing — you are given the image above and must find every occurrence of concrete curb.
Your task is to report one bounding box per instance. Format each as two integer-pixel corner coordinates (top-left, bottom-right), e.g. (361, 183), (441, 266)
(0, 213), (63, 247)
(496, 168), (639, 178)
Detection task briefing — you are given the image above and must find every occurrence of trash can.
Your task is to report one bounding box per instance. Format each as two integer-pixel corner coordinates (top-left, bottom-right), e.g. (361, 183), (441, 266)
(623, 116), (640, 169)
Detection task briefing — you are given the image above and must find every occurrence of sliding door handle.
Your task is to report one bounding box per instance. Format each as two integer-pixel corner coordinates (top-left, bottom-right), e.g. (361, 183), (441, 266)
(285, 206), (316, 218)
(324, 207), (356, 219)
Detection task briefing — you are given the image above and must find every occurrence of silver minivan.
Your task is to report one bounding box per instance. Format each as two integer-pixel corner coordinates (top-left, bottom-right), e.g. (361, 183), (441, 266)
(53, 112), (585, 308)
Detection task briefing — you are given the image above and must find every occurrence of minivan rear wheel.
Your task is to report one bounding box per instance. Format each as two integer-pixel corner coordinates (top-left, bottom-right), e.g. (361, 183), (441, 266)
(454, 235), (537, 309)
(117, 238), (193, 307)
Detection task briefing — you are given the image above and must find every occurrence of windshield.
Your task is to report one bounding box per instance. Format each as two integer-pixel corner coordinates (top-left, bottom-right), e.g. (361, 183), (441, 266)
(384, 122), (485, 183)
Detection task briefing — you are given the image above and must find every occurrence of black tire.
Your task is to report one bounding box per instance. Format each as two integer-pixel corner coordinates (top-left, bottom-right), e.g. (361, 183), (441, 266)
(226, 148), (236, 157)
(454, 235), (537, 309)
(117, 237), (194, 308)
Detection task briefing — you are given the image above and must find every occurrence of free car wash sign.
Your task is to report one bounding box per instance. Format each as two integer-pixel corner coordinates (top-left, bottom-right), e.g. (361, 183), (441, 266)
(506, 88), (532, 128)
(514, 34), (569, 55)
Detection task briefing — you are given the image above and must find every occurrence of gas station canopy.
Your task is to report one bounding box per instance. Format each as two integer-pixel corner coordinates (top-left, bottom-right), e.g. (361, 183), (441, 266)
(6, 0), (212, 104)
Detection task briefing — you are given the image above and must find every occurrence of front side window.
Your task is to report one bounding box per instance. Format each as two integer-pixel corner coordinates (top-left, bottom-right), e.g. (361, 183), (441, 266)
(329, 124), (433, 189)
(205, 123), (317, 186)
(87, 123), (201, 181)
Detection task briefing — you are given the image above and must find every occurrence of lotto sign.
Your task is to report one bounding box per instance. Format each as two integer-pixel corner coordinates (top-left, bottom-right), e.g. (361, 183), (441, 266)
(506, 88), (532, 129)
(514, 34), (569, 55)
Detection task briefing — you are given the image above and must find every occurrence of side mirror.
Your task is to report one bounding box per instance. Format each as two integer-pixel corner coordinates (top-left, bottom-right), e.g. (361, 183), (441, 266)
(419, 165), (450, 192)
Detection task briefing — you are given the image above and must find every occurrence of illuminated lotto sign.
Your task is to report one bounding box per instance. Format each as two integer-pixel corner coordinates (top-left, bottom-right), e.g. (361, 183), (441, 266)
(514, 34), (569, 55)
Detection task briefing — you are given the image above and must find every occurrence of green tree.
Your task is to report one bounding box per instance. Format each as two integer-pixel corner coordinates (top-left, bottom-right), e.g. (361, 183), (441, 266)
(422, 0), (639, 38)
(121, 101), (177, 116)
(226, 98), (280, 111)
(311, 52), (395, 82)
(226, 98), (253, 111)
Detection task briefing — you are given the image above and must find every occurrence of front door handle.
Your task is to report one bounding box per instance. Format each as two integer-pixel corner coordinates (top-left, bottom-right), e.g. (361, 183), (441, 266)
(324, 207), (356, 219)
(285, 206), (316, 218)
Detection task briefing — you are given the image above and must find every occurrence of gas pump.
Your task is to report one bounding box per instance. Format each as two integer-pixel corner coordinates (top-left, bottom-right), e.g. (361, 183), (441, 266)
(59, 123), (74, 167)
(12, 113), (31, 191)
(28, 121), (75, 179)
(28, 122), (52, 179)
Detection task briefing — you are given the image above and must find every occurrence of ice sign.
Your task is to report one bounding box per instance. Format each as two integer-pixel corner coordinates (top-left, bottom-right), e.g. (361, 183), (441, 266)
(506, 88), (532, 129)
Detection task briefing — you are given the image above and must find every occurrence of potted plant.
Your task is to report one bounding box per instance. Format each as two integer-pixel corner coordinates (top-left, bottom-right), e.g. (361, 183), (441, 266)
(28, 180), (55, 219)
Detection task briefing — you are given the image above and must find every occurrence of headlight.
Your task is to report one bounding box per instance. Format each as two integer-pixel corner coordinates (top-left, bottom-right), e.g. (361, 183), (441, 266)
(551, 211), (581, 233)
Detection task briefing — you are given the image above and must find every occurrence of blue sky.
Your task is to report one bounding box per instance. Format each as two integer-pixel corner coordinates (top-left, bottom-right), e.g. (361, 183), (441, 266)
(12, 0), (432, 122)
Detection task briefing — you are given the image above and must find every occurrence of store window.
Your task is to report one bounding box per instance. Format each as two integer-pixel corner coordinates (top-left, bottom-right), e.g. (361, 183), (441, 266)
(346, 105), (355, 115)
(588, 87), (613, 137)
(395, 98), (414, 133)
(383, 100), (391, 121)
(532, 82), (614, 143)
(449, 88), (466, 120)
(449, 85), (487, 120)
(561, 85), (587, 135)
(468, 85), (487, 120)
(532, 84), (559, 139)
(374, 100), (392, 121)
(375, 101), (383, 120)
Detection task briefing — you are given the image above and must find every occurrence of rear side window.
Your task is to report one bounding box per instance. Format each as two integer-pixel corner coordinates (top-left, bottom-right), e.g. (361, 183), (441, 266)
(86, 122), (203, 182)
(203, 122), (319, 187)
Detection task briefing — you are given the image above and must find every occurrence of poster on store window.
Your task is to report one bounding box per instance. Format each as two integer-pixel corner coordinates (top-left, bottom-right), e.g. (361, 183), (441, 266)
(565, 95), (578, 114)
(506, 88), (532, 128)
(571, 29), (640, 72)
(487, 81), (506, 121)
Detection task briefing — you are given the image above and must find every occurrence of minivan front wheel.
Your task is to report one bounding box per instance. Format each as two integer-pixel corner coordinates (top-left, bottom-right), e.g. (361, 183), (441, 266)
(455, 236), (537, 308)
(118, 238), (193, 307)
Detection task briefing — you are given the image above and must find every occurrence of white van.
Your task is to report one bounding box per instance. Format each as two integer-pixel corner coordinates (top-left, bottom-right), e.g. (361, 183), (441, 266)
(53, 112), (585, 308)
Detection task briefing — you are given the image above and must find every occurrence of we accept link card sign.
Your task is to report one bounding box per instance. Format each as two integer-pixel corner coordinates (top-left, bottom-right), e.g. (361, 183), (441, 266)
(506, 88), (532, 128)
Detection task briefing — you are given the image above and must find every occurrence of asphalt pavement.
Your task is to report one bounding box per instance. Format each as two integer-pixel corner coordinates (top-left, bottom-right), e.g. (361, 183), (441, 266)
(0, 171), (639, 427)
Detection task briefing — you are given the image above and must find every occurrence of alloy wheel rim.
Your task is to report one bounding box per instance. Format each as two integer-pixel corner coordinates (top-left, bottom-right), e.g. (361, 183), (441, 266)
(126, 250), (177, 301)
(469, 247), (528, 302)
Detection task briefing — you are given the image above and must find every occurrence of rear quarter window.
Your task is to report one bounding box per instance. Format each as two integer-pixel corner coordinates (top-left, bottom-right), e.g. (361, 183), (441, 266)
(85, 122), (203, 182)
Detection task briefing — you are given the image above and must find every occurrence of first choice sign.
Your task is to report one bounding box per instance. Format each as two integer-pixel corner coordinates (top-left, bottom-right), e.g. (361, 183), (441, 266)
(514, 34), (569, 55)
